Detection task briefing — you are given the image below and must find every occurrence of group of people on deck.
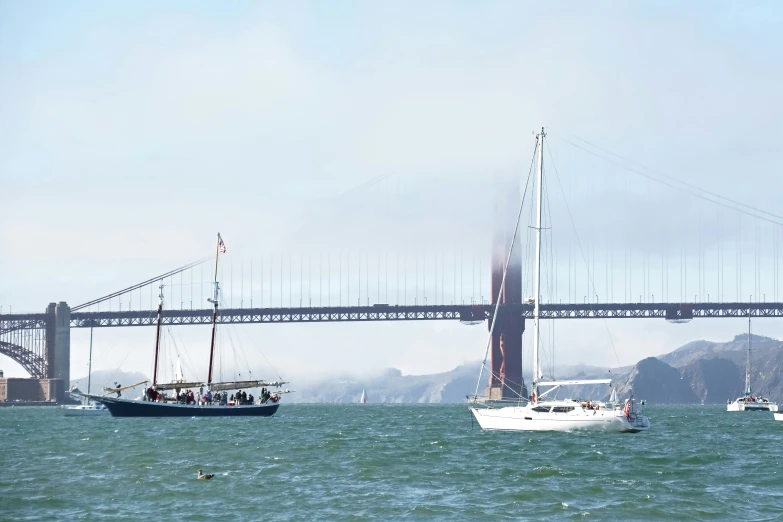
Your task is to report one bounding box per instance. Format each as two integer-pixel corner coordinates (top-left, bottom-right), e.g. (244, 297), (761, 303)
(230, 390), (253, 405)
(143, 385), (277, 405)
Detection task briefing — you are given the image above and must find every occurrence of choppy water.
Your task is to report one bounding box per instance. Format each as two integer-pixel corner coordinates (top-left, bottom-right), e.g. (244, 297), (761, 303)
(1, 404), (782, 521)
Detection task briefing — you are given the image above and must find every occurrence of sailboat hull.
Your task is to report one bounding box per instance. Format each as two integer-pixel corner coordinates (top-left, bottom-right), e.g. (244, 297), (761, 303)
(470, 406), (650, 433)
(86, 395), (280, 418)
(62, 404), (110, 417)
(726, 400), (778, 412)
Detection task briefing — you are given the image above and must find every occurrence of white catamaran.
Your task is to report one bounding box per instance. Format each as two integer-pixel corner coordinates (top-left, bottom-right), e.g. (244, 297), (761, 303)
(727, 317), (778, 412)
(469, 128), (650, 433)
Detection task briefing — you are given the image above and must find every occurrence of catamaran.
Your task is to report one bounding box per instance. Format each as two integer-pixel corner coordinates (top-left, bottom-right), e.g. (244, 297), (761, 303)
(726, 317), (778, 412)
(63, 322), (109, 417)
(469, 128), (650, 433)
(85, 233), (288, 417)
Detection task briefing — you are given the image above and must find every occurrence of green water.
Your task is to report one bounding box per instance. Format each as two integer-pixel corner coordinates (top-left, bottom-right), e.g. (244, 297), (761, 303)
(1, 405), (782, 521)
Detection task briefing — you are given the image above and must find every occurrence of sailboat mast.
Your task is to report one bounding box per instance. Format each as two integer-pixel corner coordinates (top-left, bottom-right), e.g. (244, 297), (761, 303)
(207, 233), (222, 385)
(532, 128), (545, 400)
(152, 283), (165, 386)
(746, 315), (752, 395)
(87, 322), (94, 399)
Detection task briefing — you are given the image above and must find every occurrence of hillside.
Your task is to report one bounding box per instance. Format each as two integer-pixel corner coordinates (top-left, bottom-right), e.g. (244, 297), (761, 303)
(67, 334), (783, 404)
(288, 333), (783, 404)
(70, 369), (149, 392)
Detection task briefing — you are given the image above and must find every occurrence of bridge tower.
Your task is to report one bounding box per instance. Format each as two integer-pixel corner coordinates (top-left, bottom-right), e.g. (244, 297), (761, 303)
(45, 302), (70, 401)
(486, 187), (526, 401)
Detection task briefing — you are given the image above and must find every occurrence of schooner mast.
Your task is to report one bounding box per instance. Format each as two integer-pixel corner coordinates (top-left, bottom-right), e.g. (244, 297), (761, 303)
(206, 232), (225, 386)
(204, 233), (285, 392)
(152, 283), (164, 387)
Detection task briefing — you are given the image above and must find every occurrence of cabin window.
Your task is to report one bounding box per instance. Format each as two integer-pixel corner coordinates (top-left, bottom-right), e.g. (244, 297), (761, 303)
(532, 406), (550, 413)
(551, 406), (575, 413)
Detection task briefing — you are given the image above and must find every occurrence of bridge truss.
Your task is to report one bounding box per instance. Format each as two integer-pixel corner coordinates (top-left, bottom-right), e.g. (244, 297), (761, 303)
(62, 301), (783, 327)
(1, 302), (781, 379)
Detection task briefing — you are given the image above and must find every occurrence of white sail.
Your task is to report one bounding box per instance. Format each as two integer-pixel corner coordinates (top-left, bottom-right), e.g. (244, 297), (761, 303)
(175, 357), (184, 382)
(360, 389), (366, 404)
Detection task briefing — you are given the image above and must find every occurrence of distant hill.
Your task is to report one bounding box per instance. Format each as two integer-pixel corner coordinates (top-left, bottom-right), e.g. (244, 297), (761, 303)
(288, 333), (783, 404)
(70, 369), (149, 392)
(70, 334), (783, 404)
(289, 365), (480, 404)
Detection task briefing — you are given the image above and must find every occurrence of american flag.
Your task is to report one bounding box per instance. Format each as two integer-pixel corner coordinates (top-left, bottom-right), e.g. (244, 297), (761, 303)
(623, 399), (631, 419)
(218, 234), (227, 253)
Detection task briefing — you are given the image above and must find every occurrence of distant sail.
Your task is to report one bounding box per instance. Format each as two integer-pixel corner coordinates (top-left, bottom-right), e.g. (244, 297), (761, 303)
(360, 389), (366, 404)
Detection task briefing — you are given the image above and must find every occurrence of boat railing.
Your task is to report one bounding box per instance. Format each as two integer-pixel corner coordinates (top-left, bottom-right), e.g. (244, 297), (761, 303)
(468, 395), (529, 408)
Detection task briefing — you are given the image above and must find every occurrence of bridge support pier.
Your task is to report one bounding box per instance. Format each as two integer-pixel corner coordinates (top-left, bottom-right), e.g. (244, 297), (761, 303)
(45, 302), (70, 402)
(486, 314), (525, 400)
(486, 188), (527, 401)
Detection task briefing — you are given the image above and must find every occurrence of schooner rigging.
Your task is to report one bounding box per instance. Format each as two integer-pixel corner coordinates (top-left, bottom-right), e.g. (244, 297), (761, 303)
(85, 233), (289, 417)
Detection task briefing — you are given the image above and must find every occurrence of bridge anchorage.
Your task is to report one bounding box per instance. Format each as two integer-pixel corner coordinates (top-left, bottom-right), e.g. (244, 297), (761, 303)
(0, 303), (71, 401)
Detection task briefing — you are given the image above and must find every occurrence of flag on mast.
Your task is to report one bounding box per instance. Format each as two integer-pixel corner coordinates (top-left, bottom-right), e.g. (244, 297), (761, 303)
(218, 234), (227, 253)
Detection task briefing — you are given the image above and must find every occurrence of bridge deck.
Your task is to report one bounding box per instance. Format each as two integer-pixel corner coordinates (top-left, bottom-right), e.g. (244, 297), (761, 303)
(3, 302), (782, 329)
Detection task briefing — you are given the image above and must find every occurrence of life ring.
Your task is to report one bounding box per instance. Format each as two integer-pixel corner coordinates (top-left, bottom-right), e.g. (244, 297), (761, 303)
(271, 396), (280, 403)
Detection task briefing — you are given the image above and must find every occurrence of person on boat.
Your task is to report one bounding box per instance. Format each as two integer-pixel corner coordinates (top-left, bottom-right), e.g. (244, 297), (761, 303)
(248, 393), (254, 405)
(188, 390), (195, 404)
(205, 390), (213, 404)
(114, 382), (122, 398)
(230, 393), (235, 405)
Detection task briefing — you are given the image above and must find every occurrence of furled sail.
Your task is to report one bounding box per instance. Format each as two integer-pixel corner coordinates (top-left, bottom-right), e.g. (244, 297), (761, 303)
(209, 380), (286, 392)
(153, 381), (204, 391)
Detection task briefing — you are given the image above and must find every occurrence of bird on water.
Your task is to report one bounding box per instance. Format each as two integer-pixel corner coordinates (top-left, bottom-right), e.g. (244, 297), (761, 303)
(197, 469), (214, 480)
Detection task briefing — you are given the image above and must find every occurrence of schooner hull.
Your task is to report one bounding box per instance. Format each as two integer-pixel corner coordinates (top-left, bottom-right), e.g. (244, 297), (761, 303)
(470, 406), (650, 433)
(86, 395), (280, 418)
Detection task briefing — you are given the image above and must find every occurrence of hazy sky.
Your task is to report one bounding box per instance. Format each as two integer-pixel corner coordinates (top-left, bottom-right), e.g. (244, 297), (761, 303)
(2, 1), (783, 382)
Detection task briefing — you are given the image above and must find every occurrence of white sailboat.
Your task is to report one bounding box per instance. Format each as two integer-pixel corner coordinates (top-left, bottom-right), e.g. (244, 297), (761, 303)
(360, 389), (366, 404)
(469, 128), (650, 433)
(727, 317), (778, 412)
(64, 323), (109, 417)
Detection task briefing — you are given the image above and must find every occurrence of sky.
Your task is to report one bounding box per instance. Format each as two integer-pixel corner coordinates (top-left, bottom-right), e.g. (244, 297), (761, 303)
(2, 1), (783, 383)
